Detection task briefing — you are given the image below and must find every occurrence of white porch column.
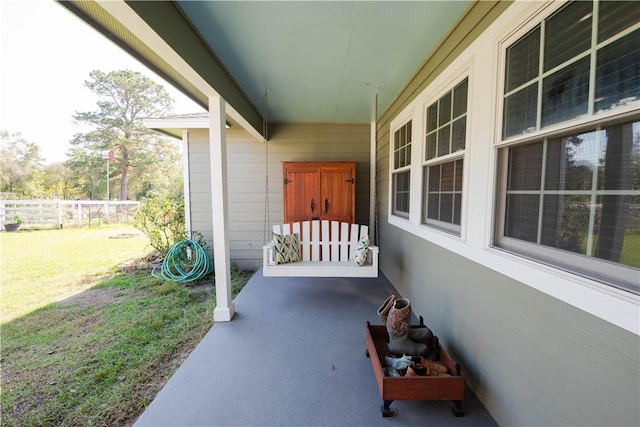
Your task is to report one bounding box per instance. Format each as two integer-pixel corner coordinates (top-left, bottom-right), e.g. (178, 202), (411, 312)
(369, 88), (378, 245)
(181, 130), (192, 236)
(209, 95), (235, 322)
(369, 121), (376, 244)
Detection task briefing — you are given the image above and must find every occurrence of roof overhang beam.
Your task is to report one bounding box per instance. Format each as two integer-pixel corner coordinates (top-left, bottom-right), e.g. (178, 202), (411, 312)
(58, 0), (263, 141)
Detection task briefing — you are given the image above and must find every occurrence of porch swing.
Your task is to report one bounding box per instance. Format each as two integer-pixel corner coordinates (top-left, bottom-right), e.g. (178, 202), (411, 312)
(260, 93), (379, 278)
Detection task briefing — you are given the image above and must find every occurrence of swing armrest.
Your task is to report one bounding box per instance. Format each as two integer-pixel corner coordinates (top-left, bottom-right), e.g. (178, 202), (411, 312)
(263, 241), (276, 267)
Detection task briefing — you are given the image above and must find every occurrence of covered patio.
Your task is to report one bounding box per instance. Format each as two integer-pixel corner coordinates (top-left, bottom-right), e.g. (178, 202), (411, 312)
(135, 271), (497, 426)
(55, 2), (640, 425)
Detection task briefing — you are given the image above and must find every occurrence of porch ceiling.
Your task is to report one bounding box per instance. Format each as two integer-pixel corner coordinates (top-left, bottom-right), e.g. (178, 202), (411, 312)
(174, 1), (470, 124)
(59, 1), (470, 135)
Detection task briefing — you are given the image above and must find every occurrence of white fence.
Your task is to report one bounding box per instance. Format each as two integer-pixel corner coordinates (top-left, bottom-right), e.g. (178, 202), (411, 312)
(0, 200), (140, 228)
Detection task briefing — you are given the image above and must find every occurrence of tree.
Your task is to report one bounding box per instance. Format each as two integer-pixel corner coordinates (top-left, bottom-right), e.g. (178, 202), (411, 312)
(0, 130), (44, 197)
(41, 162), (81, 200)
(69, 70), (174, 200)
(595, 124), (636, 263)
(127, 138), (184, 200)
(65, 145), (105, 199)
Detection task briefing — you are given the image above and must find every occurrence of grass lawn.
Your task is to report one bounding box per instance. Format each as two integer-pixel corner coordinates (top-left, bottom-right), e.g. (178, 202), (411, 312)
(1, 225), (150, 323)
(0, 225), (254, 426)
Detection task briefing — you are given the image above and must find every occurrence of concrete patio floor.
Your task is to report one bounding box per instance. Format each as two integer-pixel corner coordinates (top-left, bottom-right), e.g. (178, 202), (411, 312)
(135, 270), (497, 426)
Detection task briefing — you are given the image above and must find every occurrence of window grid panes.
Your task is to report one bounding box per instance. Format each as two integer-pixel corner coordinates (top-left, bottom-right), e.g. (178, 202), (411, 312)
(392, 121), (412, 218)
(394, 121), (412, 169)
(502, 0), (640, 139)
(426, 78), (468, 160)
(598, 1), (640, 42)
(501, 120), (640, 293)
(423, 78), (468, 234)
(393, 171), (411, 218)
(423, 160), (464, 228)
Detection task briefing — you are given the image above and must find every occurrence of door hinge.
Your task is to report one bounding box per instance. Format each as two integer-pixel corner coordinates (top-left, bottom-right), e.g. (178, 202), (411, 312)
(345, 177), (355, 184)
(284, 178), (292, 184)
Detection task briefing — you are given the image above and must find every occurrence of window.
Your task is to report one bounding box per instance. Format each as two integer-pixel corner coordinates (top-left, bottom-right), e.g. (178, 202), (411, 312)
(503, 1), (640, 139)
(497, 0), (640, 293)
(392, 120), (412, 218)
(423, 78), (468, 234)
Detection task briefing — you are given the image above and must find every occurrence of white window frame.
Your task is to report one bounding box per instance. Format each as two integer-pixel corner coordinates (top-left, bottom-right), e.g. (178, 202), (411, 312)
(388, 64), (471, 239)
(495, 118), (640, 290)
(388, 115), (415, 222)
(422, 157), (464, 234)
(422, 76), (469, 235)
(385, 0), (639, 335)
(495, 1), (640, 148)
(494, 0), (640, 294)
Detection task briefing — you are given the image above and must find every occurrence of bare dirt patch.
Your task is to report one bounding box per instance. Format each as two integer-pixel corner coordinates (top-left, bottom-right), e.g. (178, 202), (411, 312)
(57, 287), (122, 309)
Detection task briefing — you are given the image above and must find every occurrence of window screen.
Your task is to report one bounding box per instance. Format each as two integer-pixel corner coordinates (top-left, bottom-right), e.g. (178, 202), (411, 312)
(501, 120), (640, 292)
(499, 1), (640, 291)
(503, 1), (640, 139)
(392, 121), (412, 218)
(423, 78), (468, 234)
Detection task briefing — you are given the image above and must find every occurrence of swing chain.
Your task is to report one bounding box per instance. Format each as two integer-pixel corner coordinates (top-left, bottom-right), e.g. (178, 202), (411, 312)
(263, 91), (270, 242)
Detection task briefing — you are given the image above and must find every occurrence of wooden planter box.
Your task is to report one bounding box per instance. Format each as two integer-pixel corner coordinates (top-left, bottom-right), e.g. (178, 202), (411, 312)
(365, 322), (465, 417)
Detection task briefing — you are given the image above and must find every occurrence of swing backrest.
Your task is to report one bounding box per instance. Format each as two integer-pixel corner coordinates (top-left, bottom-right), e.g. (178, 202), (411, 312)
(271, 220), (368, 262)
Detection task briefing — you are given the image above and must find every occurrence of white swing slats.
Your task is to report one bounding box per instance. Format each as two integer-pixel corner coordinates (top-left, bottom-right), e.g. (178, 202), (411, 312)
(331, 221), (340, 262)
(263, 219), (379, 277)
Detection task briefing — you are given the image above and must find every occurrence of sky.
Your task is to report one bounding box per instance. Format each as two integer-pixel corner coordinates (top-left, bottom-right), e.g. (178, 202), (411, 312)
(0, 0), (205, 164)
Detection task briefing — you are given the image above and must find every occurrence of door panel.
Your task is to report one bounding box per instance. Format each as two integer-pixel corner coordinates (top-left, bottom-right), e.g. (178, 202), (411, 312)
(320, 168), (354, 223)
(284, 170), (319, 223)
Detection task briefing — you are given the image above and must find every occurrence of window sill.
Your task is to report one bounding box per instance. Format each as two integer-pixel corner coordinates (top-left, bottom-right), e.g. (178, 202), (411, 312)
(482, 247), (639, 334)
(496, 103), (640, 148)
(386, 216), (640, 335)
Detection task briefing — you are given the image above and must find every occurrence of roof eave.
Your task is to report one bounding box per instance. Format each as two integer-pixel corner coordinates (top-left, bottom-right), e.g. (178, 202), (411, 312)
(57, 0), (264, 141)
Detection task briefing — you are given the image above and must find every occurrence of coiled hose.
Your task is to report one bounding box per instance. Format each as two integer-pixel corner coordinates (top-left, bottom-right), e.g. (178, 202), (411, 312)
(152, 239), (214, 283)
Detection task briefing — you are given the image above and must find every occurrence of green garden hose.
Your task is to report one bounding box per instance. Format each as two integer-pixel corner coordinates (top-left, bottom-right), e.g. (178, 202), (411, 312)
(152, 240), (214, 283)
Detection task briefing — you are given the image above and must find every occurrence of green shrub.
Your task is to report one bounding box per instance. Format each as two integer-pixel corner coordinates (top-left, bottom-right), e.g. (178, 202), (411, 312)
(133, 196), (186, 256)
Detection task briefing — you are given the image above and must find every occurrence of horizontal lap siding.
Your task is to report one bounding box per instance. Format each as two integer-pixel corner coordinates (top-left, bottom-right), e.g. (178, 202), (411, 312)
(188, 123), (370, 270)
(375, 1), (639, 426)
(186, 133), (213, 250)
(379, 216), (640, 426)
